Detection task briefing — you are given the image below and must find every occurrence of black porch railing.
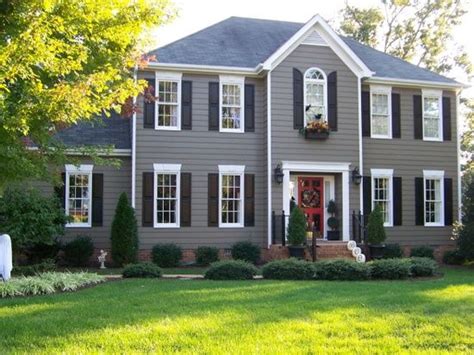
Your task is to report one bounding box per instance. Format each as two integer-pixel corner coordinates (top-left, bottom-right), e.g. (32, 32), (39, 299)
(352, 210), (368, 245)
(271, 210), (289, 246)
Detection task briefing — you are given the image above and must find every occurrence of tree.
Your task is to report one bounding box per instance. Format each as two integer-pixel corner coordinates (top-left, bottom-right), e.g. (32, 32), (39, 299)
(287, 207), (307, 246)
(111, 192), (138, 266)
(0, 0), (175, 188)
(339, 5), (384, 48)
(367, 205), (387, 245)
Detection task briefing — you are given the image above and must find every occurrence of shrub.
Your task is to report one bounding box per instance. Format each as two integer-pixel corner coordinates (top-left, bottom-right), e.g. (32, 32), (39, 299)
(442, 250), (465, 265)
(110, 193), (139, 266)
(231, 241), (261, 264)
(313, 259), (370, 281)
(205, 260), (257, 280)
(287, 207), (306, 246)
(367, 205), (386, 245)
(457, 222), (474, 261)
(369, 259), (411, 279)
(262, 259), (315, 280)
(152, 243), (182, 267)
(122, 263), (162, 278)
(13, 259), (56, 276)
(383, 244), (404, 259)
(23, 240), (61, 264)
(410, 257), (438, 277)
(195, 246), (219, 266)
(63, 236), (94, 267)
(410, 246), (434, 259)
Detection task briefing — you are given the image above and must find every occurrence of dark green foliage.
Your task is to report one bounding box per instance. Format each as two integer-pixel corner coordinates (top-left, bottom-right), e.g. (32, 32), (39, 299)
(327, 217), (339, 230)
(0, 186), (67, 252)
(204, 260), (257, 280)
(195, 246), (219, 266)
(442, 250), (466, 265)
(410, 246), (435, 259)
(457, 222), (474, 260)
(369, 259), (411, 279)
(13, 259), (56, 276)
(63, 236), (94, 267)
(367, 205), (386, 245)
(287, 206), (307, 246)
(327, 200), (337, 214)
(231, 241), (261, 264)
(383, 244), (404, 259)
(313, 259), (370, 281)
(122, 263), (162, 278)
(111, 193), (138, 266)
(152, 244), (182, 267)
(23, 240), (62, 264)
(262, 259), (315, 280)
(410, 257), (438, 277)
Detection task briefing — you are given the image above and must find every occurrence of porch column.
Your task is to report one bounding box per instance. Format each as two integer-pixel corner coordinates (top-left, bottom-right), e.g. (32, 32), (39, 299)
(282, 169), (290, 219)
(342, 170), (350, 241)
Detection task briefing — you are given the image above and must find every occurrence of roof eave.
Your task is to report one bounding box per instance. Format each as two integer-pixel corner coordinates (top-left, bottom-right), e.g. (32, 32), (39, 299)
(145, 61), (263, 77)
(365, 76), (468, 90)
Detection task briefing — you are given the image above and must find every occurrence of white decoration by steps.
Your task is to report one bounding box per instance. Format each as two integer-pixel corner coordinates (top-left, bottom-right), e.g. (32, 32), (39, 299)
(352, 247), (362, 257)
(347, 240), (366, 263)
(356, 254), (366, 263)
(347, 240), (357, 251)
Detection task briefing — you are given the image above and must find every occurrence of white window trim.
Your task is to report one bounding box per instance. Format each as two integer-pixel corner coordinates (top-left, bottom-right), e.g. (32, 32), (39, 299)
(155, 71), (182, 131)
(153, 163), (182, 228)
(218, 165), (245, 228)
(423, 170), (445, 227)
(371, 168), (394, 227)
(370, 85), (392, 139)
(303, 67), (328, 125)
(422, 89), (443, 142)
(219, 75), (245, 133)
(65, 164), (93, 228)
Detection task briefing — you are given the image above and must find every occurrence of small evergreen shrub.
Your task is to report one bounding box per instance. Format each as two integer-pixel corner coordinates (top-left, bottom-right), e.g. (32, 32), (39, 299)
(152, 243), (182, 267)
(383, 244), (404, 259)
(195, 246), (219, 265)
(367, 205), (386, 245)
(287, 207), (307, 246)
(313, 259), (370, 281)
(262, 259), (315, 280)
(63, 236), (94, 267)
(369, 259), (411, 279)
(23, 240), (61, 264)
(410, 257), (438, 277)
(111, 193), (139, 266)
(457, 222), (474, 261)
(410, 246), (434, 259)
(205, 260), (258, 280)
(231, 241), (261, 264)
(442, 250), (465, 265)
(122, 263), (162, 278)
(13, 259), (56, 276)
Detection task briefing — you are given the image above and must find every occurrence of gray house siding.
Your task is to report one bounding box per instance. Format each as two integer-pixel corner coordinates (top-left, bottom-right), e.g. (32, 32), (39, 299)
(363, 86), (458, 246)
(134, 71), (267, 249)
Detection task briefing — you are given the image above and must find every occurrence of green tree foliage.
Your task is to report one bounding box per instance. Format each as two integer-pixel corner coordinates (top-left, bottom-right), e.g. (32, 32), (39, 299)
(367, 205), (387, 245)
(287, 207), (307, 246)
(339, 5), (384, 47)
(110, 193), (138, 266)
(0, 0), (175, 187)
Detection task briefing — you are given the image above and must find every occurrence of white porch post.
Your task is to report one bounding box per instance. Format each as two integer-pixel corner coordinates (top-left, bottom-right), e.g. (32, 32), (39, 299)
(282, 169), (290, 220)
(342, 170), (350, 241)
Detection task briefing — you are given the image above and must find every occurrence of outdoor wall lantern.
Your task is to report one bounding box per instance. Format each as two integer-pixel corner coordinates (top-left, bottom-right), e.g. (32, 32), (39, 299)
(352, 167), (362, 185)
(274, 164), (284, 184)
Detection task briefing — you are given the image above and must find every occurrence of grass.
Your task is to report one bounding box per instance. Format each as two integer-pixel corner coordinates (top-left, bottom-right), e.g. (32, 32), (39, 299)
(0, 268), (473, 353)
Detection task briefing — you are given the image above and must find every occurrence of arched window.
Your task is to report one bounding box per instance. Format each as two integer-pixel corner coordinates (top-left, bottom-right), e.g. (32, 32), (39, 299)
(304, 68), (327, 124)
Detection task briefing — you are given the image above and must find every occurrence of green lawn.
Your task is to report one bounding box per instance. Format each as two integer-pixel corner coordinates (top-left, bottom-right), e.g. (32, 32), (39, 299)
(1, 268), (473, 354)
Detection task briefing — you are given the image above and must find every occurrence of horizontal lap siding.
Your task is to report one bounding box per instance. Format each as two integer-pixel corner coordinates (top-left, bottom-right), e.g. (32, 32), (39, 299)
(135, 72), (267, 248)
(363, 87), (458, 246)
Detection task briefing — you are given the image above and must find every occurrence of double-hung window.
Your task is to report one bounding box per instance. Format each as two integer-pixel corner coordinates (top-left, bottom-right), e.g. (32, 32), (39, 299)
(218, 165), (245, 227)
(370, 86), (392, 138)
(155, 72), (182, 130)
(371, 169), (393, 227)
(422, 89), (442, 141)
(154, 164), (181, 228)
(65, 164), (93, 227)
(304, 68), (327, 124)
(423, 170), (444, 226)
(220, 76), (244, 132)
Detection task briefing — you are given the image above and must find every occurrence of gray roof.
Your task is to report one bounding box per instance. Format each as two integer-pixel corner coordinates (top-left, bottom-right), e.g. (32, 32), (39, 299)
(153, 16), (458, 84)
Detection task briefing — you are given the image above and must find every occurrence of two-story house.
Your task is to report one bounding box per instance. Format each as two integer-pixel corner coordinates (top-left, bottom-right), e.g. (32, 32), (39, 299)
(42, 15), (463, 261)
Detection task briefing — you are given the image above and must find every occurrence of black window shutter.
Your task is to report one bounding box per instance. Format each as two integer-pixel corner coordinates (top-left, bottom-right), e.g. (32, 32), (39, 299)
(91, 173), (104, 227)
(363, 176), (372, 215)
(143, 78), (155, 129)
(293, 68), (304, 129)
(244, 174), (255, 227)
(54, 173), (66, 209)
(393, 177), (402, 226)
(362, 91), (371, 137)
(208, 174), (219, 226)
(245, 84), (255, 132)
(415, 177), (424, 225)
(327, 71), (337, 131)
(181, 81), (192, 130)
(444, 178), (453, 226)
(392, 93), (401, 138)
(142, 172), (154, 227)
(443, 96), (451, 141)
(209, 82), (219, 131)
(180, 173), (192, 227)
(413, 95), (423, 139)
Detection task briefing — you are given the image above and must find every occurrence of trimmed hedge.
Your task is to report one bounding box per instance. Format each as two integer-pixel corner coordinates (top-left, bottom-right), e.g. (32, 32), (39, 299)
(63, 236), (94, 267)
(369, 259), (411, 279)
(231, 241), (261, 264)
(314, 259), (370, 281)
(122, 262), (162, 278)
(442, 250), (465, 265)
(205, 260), (258, 280)
(410, 257), (438, 277)
(152, 244), (182, 267)
(410, 246), (434, 259)
(262, 259), (315, 280)
(195, 246), (219, 266)
(383, 244), (404, 259)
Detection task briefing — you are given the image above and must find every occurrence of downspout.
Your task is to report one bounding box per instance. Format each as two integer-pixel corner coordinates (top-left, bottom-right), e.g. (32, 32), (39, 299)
(358, 76), (364, 213)
(131, 66), (137, 208)
(267, 71), (273, 247)
(456, 91), (462, 222)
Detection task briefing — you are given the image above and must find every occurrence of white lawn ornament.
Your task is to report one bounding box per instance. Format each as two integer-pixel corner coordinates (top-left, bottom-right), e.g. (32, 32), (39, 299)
(356, 254), (366, 263)
(98, 250), (107, 269)
(352, 247), (362, 257)
(347, 240), (357, 251)
(0, 234), (13, 281)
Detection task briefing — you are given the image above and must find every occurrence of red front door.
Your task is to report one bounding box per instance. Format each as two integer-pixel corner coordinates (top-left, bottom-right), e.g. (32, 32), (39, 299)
(298, 177), (324, 236)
